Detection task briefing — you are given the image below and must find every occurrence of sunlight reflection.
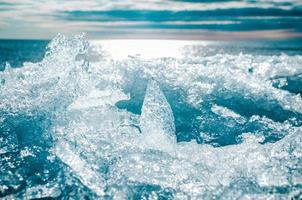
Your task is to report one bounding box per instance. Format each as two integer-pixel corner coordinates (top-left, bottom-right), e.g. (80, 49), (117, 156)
(93, 40), (208, 59)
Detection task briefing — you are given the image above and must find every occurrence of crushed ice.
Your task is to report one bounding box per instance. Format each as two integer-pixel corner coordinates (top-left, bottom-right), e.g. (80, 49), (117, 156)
(0, 34), (302, 199)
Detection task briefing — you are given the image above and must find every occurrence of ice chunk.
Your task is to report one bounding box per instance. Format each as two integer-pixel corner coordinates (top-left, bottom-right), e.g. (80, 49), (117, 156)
(23, 182), (61, 199)
(211, 104), (246, 124)
(68, 88), (129, 110)
(140, 79), (176, 148)
(140, 79), (175, 136)
(55, 141), (105, 196)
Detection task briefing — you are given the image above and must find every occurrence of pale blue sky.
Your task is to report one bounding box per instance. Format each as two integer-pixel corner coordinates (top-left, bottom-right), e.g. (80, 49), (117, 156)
(0, 0), (302, 40)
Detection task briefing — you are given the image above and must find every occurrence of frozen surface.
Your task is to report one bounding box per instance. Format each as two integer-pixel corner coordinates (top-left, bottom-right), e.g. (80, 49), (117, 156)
(0, 35), (302, 199)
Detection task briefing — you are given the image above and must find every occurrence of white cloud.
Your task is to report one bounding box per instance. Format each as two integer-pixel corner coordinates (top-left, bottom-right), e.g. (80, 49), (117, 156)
(0, 0), (301, 39)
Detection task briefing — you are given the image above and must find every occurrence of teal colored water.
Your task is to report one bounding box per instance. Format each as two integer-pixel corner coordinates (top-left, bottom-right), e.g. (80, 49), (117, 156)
(0, 35), (302, 199)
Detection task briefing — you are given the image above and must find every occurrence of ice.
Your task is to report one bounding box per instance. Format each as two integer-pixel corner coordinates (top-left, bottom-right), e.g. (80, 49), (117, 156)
(110, 125), (302, 198)
(23, 182), (61, 199)
(68, 88), (129, 110)
(54, 141), (105, 196)
(139, 79), (176, 151)
(0, 33), (93, 115)
(1, 34), (302, 199)
(211, 104), (246, 124)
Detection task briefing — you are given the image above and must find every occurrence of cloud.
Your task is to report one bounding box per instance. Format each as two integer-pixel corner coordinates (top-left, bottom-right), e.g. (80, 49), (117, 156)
(62, 8), (302, 22)
(0, 1), (15, 6)
(0, 0), (302, 39)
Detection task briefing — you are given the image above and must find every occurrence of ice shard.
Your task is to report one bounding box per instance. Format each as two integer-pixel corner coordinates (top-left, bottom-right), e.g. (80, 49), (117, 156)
(55, 141), (105, 196)
(140, 79), (176, 145)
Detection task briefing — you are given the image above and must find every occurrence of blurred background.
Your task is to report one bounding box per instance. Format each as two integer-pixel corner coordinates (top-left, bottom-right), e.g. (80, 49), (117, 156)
(0, 0), (301, 40)
(1, 0), (302, 69)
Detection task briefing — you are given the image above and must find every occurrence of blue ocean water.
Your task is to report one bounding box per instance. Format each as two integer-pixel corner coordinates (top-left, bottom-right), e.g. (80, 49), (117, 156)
(0, 35), (302, 199)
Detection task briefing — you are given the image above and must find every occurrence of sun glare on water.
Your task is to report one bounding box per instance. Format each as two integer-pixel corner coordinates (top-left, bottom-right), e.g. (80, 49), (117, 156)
(93, 40), (208, 59)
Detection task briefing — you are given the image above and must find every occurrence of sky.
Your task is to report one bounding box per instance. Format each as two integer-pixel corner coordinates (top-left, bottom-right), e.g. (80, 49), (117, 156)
(0, 0), (302, 40)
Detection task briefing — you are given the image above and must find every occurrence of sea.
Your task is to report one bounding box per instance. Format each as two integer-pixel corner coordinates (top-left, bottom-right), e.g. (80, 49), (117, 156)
(0, 34), (302, 199)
